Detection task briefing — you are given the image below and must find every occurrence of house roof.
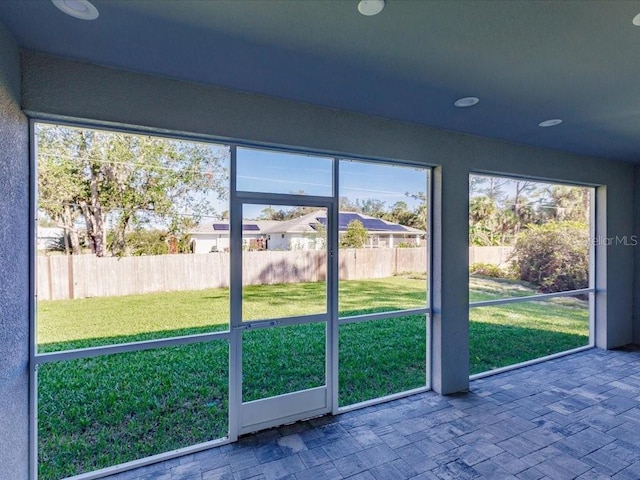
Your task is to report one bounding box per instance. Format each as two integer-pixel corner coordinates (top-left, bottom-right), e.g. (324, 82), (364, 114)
(191, 220), (280, 235)
(191, 212), (423, 236)
(263, 210), (423, 235)
(1, 2), (639, 162)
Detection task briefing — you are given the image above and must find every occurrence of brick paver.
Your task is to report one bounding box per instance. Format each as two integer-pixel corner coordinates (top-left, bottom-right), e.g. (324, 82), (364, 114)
(105, 348), (640, 480)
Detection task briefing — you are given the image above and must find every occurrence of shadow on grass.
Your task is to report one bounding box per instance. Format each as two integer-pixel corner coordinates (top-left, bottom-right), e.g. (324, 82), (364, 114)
(339, 314), (428, 407)
(469, 321), (589, 375)
(38, 313), (429, 480)
(38, 278), (427, 352)
(37, 278), (586, 479)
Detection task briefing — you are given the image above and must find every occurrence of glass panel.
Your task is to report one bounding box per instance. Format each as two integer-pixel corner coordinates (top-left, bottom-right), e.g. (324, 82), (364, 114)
(339, 314), (427, 407)
(469, 174), (592, 300)
(469, 276), (548, 303)
(242, 322), (326, 402)
(242, 204), (327, 322)
(339, 276), (426, 318)
(38, 341), (229, 480)
(237, 147), (333, 196)
(338, 160), (428, 317)
(469, 296), (590, 375)
(35, 123), (231, 352)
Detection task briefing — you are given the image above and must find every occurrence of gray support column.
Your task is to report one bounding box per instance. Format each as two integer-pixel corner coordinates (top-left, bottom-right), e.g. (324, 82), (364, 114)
(595, 180), (635, 349)
(0, 23), (30, 480)
(634, 167), (640, 345)
(595, 186), (608, 348)
(431, 166), (470, 394)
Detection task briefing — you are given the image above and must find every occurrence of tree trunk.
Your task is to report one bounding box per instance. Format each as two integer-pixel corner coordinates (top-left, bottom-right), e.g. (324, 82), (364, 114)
(60, 203), (81, 255)
(111, 212), (131, 256)
(78, 131), (107, 257)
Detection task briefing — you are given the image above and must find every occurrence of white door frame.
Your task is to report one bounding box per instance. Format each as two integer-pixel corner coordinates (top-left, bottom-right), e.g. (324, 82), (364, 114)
(228, 152), (338, 437)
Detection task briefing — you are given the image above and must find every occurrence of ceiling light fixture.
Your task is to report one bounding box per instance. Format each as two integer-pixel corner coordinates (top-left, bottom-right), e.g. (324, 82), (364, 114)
(538, 119), (563, 127)
(358, 0), (385, 16)
(52, 0), (99, 20)
(633, 13), (640, 26)
(454, 97), (480, 108)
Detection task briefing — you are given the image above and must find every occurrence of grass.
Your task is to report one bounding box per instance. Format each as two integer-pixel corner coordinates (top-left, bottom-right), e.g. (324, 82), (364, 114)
(37, 276), (587, 479)
(469, 275), (589, 374)
(38, 343), (229, 478)
(37, 277), (426, 351)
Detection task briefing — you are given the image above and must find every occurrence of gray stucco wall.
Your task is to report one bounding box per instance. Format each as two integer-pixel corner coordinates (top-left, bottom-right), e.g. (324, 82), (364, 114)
(635, 166), (640, 345)
(19, 52), (636, 396)
(0, 23), (30, 480)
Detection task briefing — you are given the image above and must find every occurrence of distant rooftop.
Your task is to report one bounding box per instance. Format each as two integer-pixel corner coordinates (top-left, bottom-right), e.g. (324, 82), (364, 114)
(193, 212), (423, 235)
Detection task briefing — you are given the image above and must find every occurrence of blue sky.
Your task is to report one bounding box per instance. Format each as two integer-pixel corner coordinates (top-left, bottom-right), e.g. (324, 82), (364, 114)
(236, 147), (428, 219)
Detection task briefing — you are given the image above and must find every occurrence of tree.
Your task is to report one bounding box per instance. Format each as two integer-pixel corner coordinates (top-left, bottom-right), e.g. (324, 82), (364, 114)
(469, 195), (499, 245)
(117, 229), (169, 256)
(37, 134), (85, 254)
(539, 185), (590, 223)
(340, 220), (368, 248)
(37, 124), (228, 257)
(384, 200), (423, 230)
(258, 206), (317, 221)
(355, 198), (387, 218)
(511, 221), (589, 293)
(509, 180), (538, 237)
(470, 175), (508, 204)
(404, 191), (428, 231)
(338, 196), (359, 212)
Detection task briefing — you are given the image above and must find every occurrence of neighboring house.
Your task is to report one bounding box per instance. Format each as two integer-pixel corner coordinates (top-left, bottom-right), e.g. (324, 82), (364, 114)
(261, 211), (326, 251)
(189, 220), (280, 254)
(189, 211), (423, 253)
(36, 227), (65, 251)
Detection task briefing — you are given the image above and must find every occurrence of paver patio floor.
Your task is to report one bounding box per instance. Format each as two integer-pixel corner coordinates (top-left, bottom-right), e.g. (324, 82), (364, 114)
(105, 347), (640, 480)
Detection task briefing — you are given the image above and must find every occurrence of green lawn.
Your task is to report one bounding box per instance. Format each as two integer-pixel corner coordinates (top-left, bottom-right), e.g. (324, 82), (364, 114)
(37, 276), (588, 479)
(469, 275), (589, 374)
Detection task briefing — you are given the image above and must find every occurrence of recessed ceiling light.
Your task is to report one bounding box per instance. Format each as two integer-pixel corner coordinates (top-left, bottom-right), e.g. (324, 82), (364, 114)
(633, 13), (640, 26)
(538, 119), (563, 127)
(52, 0), (99, 20)
(454, 97), (480, 108)
(358, 0), (385, 16)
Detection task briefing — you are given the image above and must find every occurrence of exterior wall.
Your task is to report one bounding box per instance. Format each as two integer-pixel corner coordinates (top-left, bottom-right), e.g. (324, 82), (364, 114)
(635, 166), (640, 345)
(21, 52), (636, 395)
(287, 233), (323, 251)
(0, 24), (29, 480)
(267, 233), (288, 250)
(193, 232), (423, 252)
(36, 226), (64, 251)
(191, 233), (268, 253)
(191, 234), (229, 254)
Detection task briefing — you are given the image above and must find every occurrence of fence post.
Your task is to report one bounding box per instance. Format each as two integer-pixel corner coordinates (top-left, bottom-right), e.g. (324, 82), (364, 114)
(46, 256), (53, 301)
(67, 254), (74, 300)
(394, 247), (398, 275)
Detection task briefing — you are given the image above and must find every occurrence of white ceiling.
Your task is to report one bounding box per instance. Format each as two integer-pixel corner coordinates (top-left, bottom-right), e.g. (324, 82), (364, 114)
(2, 0), (640, 162)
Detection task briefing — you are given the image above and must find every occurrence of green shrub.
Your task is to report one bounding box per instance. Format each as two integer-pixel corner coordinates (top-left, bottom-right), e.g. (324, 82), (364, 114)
(511, 221), (588, 293)
(340, 220), (368, 248)
(469, 262), (507, 278)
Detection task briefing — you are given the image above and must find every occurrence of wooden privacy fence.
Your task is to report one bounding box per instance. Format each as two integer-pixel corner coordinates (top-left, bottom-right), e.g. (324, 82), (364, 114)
(37, 247), (511, 300)
(37, 248), (429, 300)
(468, 246), (514, 268)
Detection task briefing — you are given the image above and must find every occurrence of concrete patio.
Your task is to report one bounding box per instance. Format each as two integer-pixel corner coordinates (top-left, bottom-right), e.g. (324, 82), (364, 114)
(105, 347), (640, 480)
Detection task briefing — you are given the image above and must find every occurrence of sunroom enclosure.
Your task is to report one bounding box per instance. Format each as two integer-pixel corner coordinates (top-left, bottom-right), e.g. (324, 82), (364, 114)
(33, 124), (431, 479)
(1, 42), (635, 480)
(468, 174), (595, 376)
